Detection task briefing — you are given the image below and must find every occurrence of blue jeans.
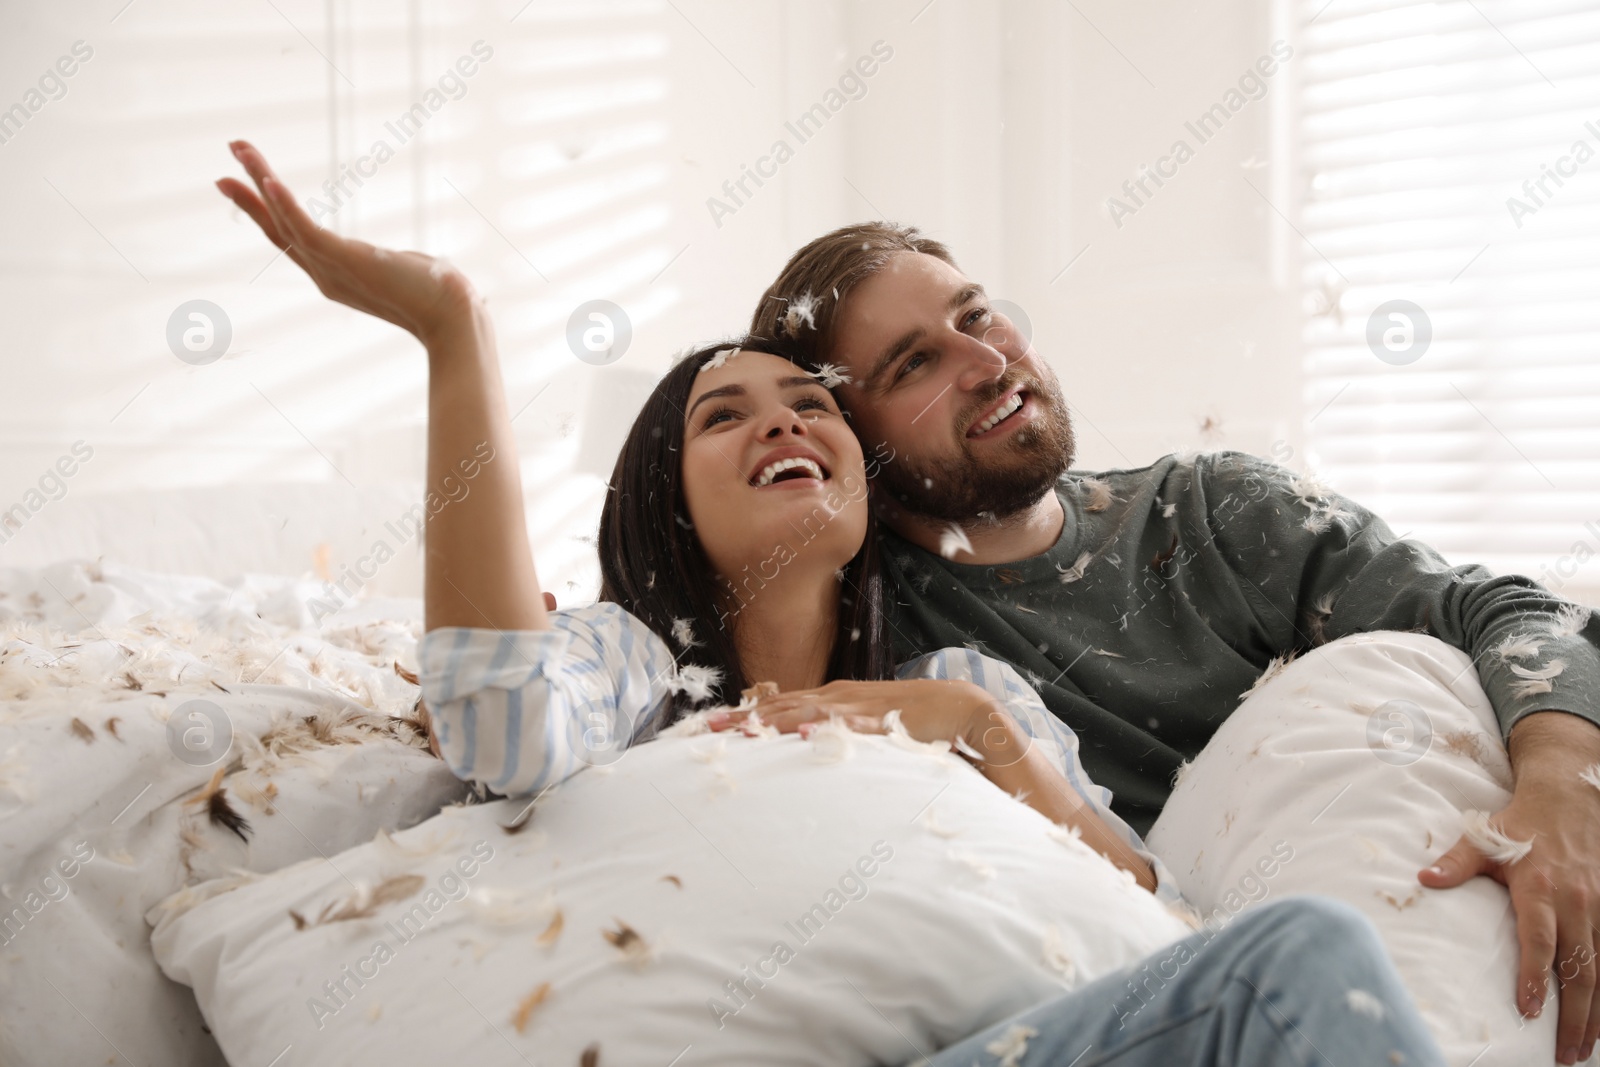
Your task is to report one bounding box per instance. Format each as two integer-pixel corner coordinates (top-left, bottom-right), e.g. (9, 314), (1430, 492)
(924, 896), (1445, 1067)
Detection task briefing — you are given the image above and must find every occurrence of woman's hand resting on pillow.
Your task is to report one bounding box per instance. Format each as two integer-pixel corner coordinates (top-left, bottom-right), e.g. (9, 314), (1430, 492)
(708, 680), (1159, 893)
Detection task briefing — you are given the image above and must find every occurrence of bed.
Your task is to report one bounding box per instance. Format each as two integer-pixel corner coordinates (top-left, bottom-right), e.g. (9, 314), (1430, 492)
(0, 500), (1585, 1065)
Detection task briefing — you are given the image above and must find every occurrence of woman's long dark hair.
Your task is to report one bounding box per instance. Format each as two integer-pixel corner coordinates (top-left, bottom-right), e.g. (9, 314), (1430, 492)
(597, 337), (895, 722)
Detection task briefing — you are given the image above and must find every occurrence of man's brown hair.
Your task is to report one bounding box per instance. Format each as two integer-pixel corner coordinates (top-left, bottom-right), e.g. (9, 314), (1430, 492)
(748, 221), (956, 363)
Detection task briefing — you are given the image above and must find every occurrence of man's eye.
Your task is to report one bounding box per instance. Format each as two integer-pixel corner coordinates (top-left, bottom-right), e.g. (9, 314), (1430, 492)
(963, 306), (990, 329)
(895, 353), (928, 380)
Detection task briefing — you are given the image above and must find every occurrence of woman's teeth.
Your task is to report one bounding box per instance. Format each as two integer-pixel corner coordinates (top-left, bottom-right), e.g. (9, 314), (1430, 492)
(755, 456), (825, 486)
(975, 393), (1024, 434)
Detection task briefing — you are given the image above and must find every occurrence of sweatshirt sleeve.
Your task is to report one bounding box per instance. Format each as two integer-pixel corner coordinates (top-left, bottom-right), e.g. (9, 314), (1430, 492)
(1197, 451), (1600, 740)
(417, 602), (679, 796)
(898, 647), (1188, 907)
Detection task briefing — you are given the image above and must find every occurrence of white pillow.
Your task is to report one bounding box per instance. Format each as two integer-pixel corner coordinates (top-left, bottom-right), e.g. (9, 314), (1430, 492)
(0, 561), (469, 1067)
(152, 728), (1194, 1066)
(1146, 632), (1561, 1067)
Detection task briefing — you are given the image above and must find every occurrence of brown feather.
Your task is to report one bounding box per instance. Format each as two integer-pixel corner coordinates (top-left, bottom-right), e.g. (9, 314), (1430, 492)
(207, 790), (253, 842)
(511, 983), (552, 1033)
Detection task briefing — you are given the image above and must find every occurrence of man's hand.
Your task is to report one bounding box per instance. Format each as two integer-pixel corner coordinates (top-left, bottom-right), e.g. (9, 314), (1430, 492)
(1419, 710), (1600, 1065)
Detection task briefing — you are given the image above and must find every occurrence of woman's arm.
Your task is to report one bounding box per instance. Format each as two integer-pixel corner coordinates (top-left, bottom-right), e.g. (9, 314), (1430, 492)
(216, 140), (548, 634)
(419, 306), (548, 632)
(967, 704), (1159, 892)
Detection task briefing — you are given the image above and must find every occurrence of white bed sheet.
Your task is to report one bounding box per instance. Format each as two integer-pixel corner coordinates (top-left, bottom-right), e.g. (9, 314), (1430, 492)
(0, 560), (471, 1067)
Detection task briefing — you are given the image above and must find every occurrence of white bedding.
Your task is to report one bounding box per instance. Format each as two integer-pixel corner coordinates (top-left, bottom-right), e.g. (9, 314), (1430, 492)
(0, 560), (471, 1067)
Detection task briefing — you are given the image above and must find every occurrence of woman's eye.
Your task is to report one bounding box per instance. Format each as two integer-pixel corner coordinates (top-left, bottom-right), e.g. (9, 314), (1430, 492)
(794, 396), (829, 413)
(702, 406), (737, 428)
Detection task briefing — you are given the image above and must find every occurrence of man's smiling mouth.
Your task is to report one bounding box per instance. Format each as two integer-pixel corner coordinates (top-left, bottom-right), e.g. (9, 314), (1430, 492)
(967, 389), (1029, 438)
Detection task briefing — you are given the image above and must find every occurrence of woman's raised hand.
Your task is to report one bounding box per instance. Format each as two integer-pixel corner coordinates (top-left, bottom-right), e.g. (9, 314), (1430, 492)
(216, 140), (476, 347)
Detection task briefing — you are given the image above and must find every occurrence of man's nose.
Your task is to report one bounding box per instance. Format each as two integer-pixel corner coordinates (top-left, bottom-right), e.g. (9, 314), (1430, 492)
(954, 326), (1011, 390)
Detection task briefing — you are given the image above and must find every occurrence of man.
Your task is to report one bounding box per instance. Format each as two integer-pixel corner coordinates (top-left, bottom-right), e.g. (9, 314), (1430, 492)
(749, 222), (1600, 1064)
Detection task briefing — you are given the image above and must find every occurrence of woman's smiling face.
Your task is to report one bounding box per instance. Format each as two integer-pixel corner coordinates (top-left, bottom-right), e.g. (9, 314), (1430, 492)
(680, 350), (869, 592)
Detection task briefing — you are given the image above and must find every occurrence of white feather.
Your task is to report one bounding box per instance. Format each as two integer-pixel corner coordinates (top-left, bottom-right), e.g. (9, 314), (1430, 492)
(670, 618), (699, 649)
(782, 292), (819, 334)
(1548, 602), (1592, 639)
(1055, 551), (1092, 585)
(1461, 809), (1533, 865)
(699, 347), (741, 371)
(1345, 988), (1386, 1020)
(921, 806), (962, 839)
(938, 523), (974, 560)
(1579, 763), (1600, 793)
(882, 709), (953, 759)
(947, 847), (996, 881)
(985, 1024), (1038, 1067)
(806, 718), (856, 762)
(1080, 477), (1114, 513)
(667, 663), (722, 705)
(1494, 634), (1545, 662)
(809, 363), (852, 388)
(467, 887), (553, 927)
(1508, 657), (1566, 699)
(1239, 653), (1295, 699)
(1041, 924), (1075, 979)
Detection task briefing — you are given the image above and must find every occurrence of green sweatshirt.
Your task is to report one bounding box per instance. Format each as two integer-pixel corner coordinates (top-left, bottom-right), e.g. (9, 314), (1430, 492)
(879, 451), (1600, 837)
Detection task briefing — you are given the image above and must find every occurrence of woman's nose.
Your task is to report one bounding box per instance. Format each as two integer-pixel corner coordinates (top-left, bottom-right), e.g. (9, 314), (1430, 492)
(760, 407), (808, 439)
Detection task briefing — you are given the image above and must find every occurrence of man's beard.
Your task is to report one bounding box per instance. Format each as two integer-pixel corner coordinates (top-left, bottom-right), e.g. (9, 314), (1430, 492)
(875, 369), (1076, 525)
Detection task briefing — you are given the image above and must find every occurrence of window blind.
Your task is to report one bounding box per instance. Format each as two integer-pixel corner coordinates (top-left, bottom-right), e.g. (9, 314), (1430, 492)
(1297, 0), (1600, 605)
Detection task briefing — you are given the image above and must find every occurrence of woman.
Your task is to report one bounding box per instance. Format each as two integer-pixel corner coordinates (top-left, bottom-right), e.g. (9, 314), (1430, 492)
(216, 140), (1447, 1067)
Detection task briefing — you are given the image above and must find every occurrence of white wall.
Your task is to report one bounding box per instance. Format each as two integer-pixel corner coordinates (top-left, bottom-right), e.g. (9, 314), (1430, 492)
(0, 0), (1305, 600)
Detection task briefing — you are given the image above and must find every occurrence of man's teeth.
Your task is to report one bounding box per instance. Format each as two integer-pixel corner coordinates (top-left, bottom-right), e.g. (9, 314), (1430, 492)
(755, 457), (825, 486)
(975, 393), (1024, 434)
